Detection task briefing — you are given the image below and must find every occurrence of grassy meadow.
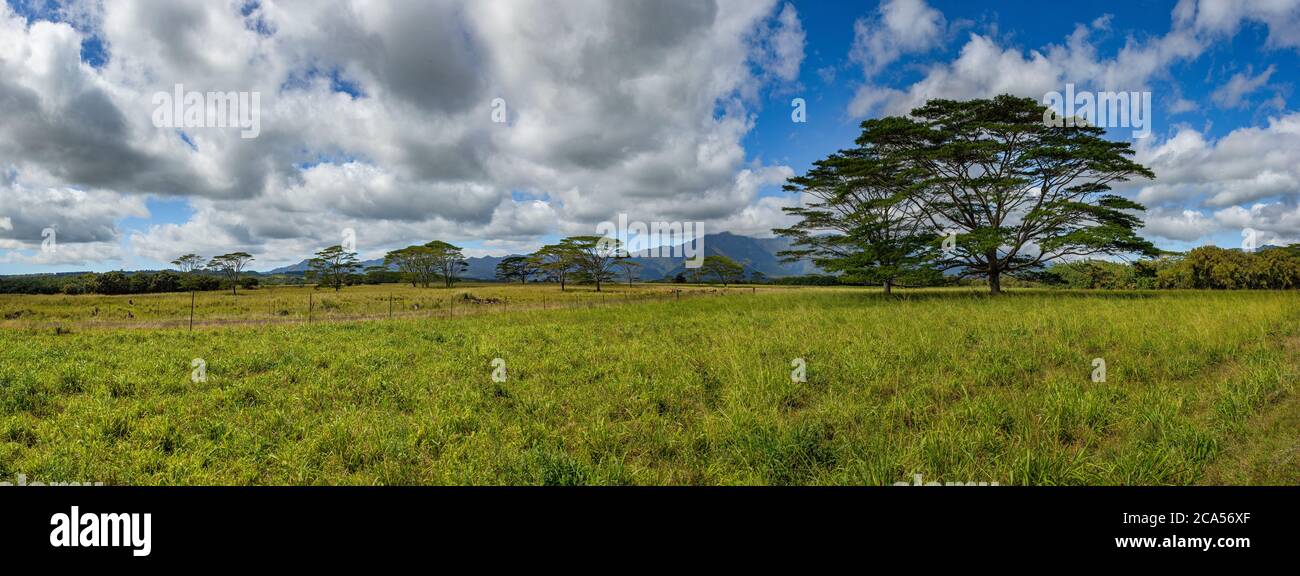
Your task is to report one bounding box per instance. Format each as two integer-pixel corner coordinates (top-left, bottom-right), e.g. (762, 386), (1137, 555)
(0, 282), (733, 328)
(0, 285), (1296, 485)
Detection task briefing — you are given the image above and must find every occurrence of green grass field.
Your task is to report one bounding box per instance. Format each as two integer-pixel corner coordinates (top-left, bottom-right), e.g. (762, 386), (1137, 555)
(0, 283), (733, 328)
(1, 285), (1296, 485)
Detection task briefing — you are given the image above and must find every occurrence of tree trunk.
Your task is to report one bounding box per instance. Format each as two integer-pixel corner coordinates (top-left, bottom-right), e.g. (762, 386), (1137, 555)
(883, 279), (893, 295)
(989, 269), (1002, 295)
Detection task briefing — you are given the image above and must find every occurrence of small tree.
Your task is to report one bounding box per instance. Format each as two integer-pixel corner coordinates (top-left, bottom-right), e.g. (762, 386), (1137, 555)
(701, 255), (745, 287)
(308, 245), (362, 292)
(426, 241), (468, 288)
(564, 236), (626, 292)
(531, 243), (578, 291)
(208, 252), (254, 296)
(616, 260), (641, 287)
(171, 254), (205, 273)
(363, 266), (402, 285)
(495, 256), (537, 284)
(385, 246), (435, 288)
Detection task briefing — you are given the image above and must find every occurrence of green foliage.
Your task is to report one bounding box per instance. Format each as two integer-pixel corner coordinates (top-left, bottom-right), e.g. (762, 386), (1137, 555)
(1041, 260), (1155, 290)
(779, 94), (1161, 295)
(307, 245), (362, 292)
(170, 254), (205, 273)
(495, 256), (537, 284)
(1155, 246), (1300, 289)
(772, 275), (843, 286)
(777, 130), (939, 293)
(0, 288), (1294, 485)
(207, 252), (255, 296)
(530, 242), (580, 291)
(0, 271), (225, 296)
(903, 96), (1159, 293)
(558, 236), (626, 292)
(700, 255), (746, 286)
(362, 267), (403, 285)
(384, 241), (468, 288)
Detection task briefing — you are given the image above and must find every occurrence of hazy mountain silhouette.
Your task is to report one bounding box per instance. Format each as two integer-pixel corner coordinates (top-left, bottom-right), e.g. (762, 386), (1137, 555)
(266, 233), (817, 280)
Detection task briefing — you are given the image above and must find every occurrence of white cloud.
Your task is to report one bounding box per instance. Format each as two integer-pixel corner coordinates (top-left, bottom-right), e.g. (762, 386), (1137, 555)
(1, 0), (804, 270)
(757, 2), (806, 83)
(847, 0), (948, 116)
(1212, 203), (1300, 246)
(1175, 0), (1300, 49)
(850, 13), (1205, 117)
(1135, 113), (1300, 209)
(1141, 208), (1221, 241)
(850, 0), (947, 76)
(0, 241), (127, 267)
(1211, 65), (1277, 108)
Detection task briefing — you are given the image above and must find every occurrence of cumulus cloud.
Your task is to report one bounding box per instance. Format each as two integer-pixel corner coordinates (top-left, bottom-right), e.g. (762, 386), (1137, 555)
(1141, 208), (1221, 242)
(1126, 112), (1300, 243)
(1212, 203), (1300, 246)
(838, 0), (1288, 119)
(756, 2), (806, 84)
(0, 0), (807, 269)
(851, 0), (947, 76)
(1211, 65), (1277, 108)
(849, 10), (1205, 117)
(1175, 0), (1300, 49)
(847, 0), (947, 116)
(1135, 113), (1300, 208)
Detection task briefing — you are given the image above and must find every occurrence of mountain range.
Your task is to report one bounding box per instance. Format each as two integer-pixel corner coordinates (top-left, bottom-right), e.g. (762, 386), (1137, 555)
(267, 233), (818, 280)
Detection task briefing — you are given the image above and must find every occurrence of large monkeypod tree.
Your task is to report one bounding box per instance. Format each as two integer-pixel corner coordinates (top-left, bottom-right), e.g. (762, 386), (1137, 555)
(776, 128), (940, 295)
(901, 95), (1161, 294)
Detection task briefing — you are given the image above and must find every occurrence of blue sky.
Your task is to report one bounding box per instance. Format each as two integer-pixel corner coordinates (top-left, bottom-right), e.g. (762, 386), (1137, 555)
(2, 0), (1299, 274)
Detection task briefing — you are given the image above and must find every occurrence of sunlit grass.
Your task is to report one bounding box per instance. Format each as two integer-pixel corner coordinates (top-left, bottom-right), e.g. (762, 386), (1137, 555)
(0, 282), (748, 328)
(0, 287), (1295, 485)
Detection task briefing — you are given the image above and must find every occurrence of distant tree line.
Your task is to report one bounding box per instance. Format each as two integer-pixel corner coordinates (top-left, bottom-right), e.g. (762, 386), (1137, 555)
(0, 270), (243, 296)
(1041, 246), (1300, 290)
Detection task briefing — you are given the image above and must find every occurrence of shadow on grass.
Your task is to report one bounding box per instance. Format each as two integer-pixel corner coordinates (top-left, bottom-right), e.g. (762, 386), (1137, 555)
(826, 289), (1162, 304)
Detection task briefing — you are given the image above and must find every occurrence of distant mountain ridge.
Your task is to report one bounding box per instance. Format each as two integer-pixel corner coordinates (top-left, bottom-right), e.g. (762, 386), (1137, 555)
(265, 233), (817, 280)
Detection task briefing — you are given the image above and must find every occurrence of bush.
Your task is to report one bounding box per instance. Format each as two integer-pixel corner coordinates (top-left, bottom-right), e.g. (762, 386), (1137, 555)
(1156, 246), (1300, 290)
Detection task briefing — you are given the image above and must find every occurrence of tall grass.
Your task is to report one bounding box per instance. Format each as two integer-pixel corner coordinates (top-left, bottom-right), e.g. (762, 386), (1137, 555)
(0, 288), (1295, 485)
(0, 283), (739, 328)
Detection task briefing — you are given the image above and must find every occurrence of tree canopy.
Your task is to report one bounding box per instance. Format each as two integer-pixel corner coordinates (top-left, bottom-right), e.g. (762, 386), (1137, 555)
(495, 256), (538, 284)
(778, 94), (1160, 294)
(308, 245), (362, 292)
(701, 255), (745, 287)
(384, 241), (467, 288)
(561, 236), (626, 292)
(207, 252), (254, 296)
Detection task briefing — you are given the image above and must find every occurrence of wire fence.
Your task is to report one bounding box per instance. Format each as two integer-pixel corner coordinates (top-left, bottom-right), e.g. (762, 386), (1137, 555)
(6, 284), (767, 332)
